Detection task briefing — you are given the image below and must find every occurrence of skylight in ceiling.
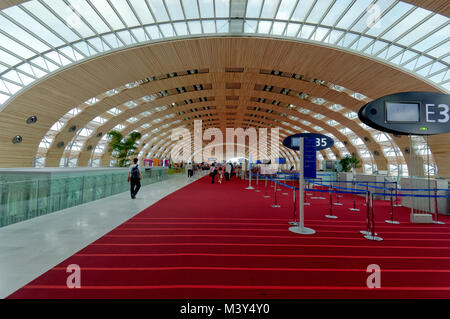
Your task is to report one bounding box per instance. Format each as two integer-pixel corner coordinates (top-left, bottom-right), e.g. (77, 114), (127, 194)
(0, 0), (448, 109)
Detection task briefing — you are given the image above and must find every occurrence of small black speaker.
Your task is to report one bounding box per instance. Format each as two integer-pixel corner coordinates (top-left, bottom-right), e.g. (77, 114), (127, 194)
(12, 135), (22, 144)
(26, 116), (37, 124)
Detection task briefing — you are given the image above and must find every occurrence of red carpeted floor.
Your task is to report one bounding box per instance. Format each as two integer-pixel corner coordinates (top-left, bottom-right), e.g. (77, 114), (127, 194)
(7, 175), (450, 299)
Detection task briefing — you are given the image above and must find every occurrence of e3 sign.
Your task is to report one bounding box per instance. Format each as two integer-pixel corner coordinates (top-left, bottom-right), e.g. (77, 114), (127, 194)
(358, 92), (450, 135)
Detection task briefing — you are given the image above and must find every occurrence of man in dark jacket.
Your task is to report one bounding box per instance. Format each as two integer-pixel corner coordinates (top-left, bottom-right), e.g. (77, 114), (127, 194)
(128, 158), (142, 199)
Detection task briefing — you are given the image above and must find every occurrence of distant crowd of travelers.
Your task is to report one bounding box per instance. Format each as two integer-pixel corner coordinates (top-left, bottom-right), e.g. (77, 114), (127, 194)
(208, 162), (241, 184)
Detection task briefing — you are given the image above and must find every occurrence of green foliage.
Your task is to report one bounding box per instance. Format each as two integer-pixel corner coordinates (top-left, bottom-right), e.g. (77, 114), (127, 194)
(338, 154), (361, 172)
(107, 130), (142, 167)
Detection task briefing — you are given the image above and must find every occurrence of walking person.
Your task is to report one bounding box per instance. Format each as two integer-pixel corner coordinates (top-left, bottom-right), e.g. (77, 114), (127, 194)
(186, 162), (193, 178)
(128, 158), (142, 199)
(210, 163), (217, 184)
(225, 162), (232, 181)
(218, 165), (224, 184)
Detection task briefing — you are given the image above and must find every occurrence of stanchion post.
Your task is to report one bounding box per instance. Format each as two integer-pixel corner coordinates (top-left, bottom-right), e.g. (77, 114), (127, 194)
(361, 191), (371, 236)
(313, 182), (317, 198)
(363, 193), (383, 241)
(333, 180), (343, 206)
(371, 193), (376, 235)
(304, 182), (309, 205)
(289, 187), (298, 226)
(245, 157), (254, 190)
(325, 186), (337, 219)
(289, 137), (315, 235)
(385, 187), (399, 224)
(433, 187), (445, 224)
(264, 176), (270, 198)
(363, 182), (369, 206)
(272, 181), (280, 208)
(349, 177), (360, 212)
(301, 177), (309, 205)
(393, 181), (401, 207)
(396, 181), (400, 206)
(255, 174), (260, 192)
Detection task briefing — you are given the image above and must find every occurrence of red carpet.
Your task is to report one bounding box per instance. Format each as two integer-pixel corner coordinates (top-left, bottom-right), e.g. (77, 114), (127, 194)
(7, 175), (450, 299)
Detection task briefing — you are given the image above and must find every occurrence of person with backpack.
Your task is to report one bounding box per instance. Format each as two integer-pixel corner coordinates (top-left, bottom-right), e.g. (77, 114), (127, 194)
(209, 163), (217, 184)
(128, 158), (142, 199)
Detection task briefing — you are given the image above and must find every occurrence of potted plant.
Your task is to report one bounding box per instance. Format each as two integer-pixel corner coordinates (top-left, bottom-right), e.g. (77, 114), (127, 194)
(338, 154), (361, 173)
(107, 130), (142, 167)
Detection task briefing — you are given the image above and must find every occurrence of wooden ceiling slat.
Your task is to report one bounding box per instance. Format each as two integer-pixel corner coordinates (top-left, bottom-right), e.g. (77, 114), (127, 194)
(0, 37), (446, 175)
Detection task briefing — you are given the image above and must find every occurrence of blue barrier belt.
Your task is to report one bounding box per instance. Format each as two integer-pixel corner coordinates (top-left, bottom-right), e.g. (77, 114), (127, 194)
(355, 182), (449, 192)
(373, 192), (450, 198)
(253, 174), (449, 196)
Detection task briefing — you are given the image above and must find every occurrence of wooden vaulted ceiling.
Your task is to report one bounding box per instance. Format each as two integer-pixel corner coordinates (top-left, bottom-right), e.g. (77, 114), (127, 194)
(0, 37), (448, 175)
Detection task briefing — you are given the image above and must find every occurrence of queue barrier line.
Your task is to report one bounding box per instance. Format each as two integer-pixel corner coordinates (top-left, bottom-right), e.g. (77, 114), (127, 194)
(310, 181), (364, 193)
(255, 174), (368, 195)
(253, 174), (387, 241)
(372, 192), (450, 199)
(354, 182), (449, 192)
(275, 175), (396, 185)
(253, 173), (449, 242)
(254, 174), (450, 197)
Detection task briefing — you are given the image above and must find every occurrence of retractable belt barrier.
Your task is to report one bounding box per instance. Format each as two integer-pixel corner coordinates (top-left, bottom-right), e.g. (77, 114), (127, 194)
(251, 173), (450, 241)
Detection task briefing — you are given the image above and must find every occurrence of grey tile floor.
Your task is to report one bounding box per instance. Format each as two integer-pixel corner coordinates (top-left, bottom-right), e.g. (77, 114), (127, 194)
(0, 172), (206, 299)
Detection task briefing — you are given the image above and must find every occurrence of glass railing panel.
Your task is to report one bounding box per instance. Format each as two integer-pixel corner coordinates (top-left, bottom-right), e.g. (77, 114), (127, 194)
(0, 167), (169, 227)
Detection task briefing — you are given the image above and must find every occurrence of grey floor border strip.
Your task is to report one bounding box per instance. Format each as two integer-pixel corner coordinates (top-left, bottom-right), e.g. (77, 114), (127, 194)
(0, 172), (207, 299)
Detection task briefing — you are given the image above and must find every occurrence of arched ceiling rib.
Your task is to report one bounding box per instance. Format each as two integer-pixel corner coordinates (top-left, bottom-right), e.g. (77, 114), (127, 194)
(118, 114), (345, 164)
(0, 37), (446, 175)
(79, 111), (337, 166)
(0, 0), (449, 110)
(36, 62), (405, 172)
(402, 0), (450, 17)
(41, 71), (391, 169)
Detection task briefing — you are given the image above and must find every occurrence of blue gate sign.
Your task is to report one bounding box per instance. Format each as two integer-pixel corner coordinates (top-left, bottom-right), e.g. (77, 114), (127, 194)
(303, 138), (317, 179)
(282, 133), (334, 151)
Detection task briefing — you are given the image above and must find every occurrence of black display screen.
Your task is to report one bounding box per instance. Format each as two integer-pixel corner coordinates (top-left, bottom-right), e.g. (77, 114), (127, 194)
(386, 102), (420, 122)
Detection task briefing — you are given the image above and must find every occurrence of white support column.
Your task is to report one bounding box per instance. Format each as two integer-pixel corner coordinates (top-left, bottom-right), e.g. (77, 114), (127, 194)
(289, 137), (315, 235)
